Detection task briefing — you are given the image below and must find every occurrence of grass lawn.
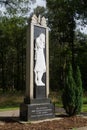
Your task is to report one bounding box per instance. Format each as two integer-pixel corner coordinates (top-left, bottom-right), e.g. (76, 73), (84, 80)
(82, 96), (87, 112)
(0, 91), (24, 111)
(0, 91), (87, 112)
(50, 92), (87, 112)
(82, 104), (87, 112)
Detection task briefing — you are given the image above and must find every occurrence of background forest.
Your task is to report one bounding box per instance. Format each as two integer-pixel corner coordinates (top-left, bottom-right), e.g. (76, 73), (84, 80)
(0, 0), (87, 93)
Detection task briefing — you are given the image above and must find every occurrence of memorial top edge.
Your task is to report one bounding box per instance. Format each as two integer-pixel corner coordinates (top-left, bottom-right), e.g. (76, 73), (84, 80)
(31, 14), (47, 27)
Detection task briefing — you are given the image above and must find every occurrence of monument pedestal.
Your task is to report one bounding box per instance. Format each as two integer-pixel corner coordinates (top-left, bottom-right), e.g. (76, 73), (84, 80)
(20, 99), (55, 121)
(34, 86), (46, 98)
(20, 15), (55, 121)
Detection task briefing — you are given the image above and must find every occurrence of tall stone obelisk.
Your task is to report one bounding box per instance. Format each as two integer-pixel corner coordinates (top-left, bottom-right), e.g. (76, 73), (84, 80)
(20, 15), (55, 121)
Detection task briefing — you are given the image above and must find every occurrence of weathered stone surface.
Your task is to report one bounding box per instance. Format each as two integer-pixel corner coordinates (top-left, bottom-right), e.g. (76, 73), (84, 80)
(20, 102), (55, 121)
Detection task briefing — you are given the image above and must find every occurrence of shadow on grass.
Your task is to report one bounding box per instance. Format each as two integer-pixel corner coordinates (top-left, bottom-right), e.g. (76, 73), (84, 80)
(0, 92), (24, 110)
(0, 117), (19, 123)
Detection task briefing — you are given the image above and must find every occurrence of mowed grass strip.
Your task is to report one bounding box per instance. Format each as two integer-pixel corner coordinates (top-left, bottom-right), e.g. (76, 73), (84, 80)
(0, 92), (24, 111)
(0, 91), (87, 112)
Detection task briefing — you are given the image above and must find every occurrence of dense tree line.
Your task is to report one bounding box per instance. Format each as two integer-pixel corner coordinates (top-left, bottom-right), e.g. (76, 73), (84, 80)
(0, 16), (27, 91)
(46, 0), (87, 91)
(0, 0), (87, 92)
(0, 0), (31, 92)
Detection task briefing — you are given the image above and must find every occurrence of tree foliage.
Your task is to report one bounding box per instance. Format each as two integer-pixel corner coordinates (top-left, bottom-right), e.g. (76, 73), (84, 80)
(62, 64), (76, 116)
(62, 64), (83, 116)
(33, 6), (46, 17)
(74, 31), (87, 90)
(0, 0), (47, 92)
(46, 0), (87, 90)
(74, 66), (83, 114)
(0, 0), (87, 93)
(0, 0), (36, 17)
(0, 16), (27, 91)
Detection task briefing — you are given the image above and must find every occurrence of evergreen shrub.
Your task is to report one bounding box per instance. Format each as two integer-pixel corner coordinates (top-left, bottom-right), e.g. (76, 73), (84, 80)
(62, 64), (83, 116)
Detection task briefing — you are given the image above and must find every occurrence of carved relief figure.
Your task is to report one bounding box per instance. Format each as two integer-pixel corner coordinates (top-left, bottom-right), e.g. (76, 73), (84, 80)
(34, 33), (46, 86)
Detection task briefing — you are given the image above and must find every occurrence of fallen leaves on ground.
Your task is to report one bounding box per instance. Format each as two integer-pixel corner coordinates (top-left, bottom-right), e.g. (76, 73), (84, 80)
(0, 116), (87, 130)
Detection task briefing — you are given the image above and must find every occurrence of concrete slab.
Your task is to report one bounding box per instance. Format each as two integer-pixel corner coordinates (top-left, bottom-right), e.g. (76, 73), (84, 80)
(0, 109), (19, 117)
(76, 126), (87, 130)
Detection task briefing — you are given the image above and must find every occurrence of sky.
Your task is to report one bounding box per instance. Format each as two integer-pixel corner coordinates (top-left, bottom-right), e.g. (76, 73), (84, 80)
(32, 0), (87, 34)
(81, 25), (87, 34)
(35, 0), (46, 7)
(30, 0), (46, 12)
(0, 0), (46, 15)
(76, 20), (87, 34)
(0, 0), (87, 34)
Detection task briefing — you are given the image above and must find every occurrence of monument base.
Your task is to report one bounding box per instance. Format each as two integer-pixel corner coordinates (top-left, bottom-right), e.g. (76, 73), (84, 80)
(20, 99), (55, 121)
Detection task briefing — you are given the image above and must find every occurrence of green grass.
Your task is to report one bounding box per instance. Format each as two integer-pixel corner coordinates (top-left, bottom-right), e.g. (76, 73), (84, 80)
(52, 92), (87, 112)
(0, 91), (24, 111)
(83, 96), (87, 104)
(0, 107), (19, 112)
(0, 91), (87, 112)
(82, 104), (87, 112)
(82, 96), (87, 112)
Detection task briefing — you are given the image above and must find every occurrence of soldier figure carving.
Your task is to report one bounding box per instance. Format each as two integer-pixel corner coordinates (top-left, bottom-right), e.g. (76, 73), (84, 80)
(34, 33), (46, 86)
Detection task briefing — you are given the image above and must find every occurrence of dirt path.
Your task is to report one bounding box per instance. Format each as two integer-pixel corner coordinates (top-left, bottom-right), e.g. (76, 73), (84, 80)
(0, 108), (87, 130)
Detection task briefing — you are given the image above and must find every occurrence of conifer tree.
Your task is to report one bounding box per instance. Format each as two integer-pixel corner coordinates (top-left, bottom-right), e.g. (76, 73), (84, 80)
(62, 64), (76, 116)
(62, 64), (83, 116)
(75, 66), (83, 114)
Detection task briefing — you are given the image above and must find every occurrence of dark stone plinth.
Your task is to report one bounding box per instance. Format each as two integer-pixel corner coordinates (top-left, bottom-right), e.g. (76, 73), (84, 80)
(24, 97), (51, 104)
(34, 86), (46, 98)
(20, 102), (55, 121)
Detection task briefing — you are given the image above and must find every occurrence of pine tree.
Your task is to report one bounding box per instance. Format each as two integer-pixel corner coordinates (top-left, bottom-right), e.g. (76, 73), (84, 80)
(75, 66), (83, 114)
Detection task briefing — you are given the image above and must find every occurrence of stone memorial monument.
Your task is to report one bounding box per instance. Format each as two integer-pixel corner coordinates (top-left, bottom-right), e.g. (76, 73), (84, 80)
(20, 14), (55, 121)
